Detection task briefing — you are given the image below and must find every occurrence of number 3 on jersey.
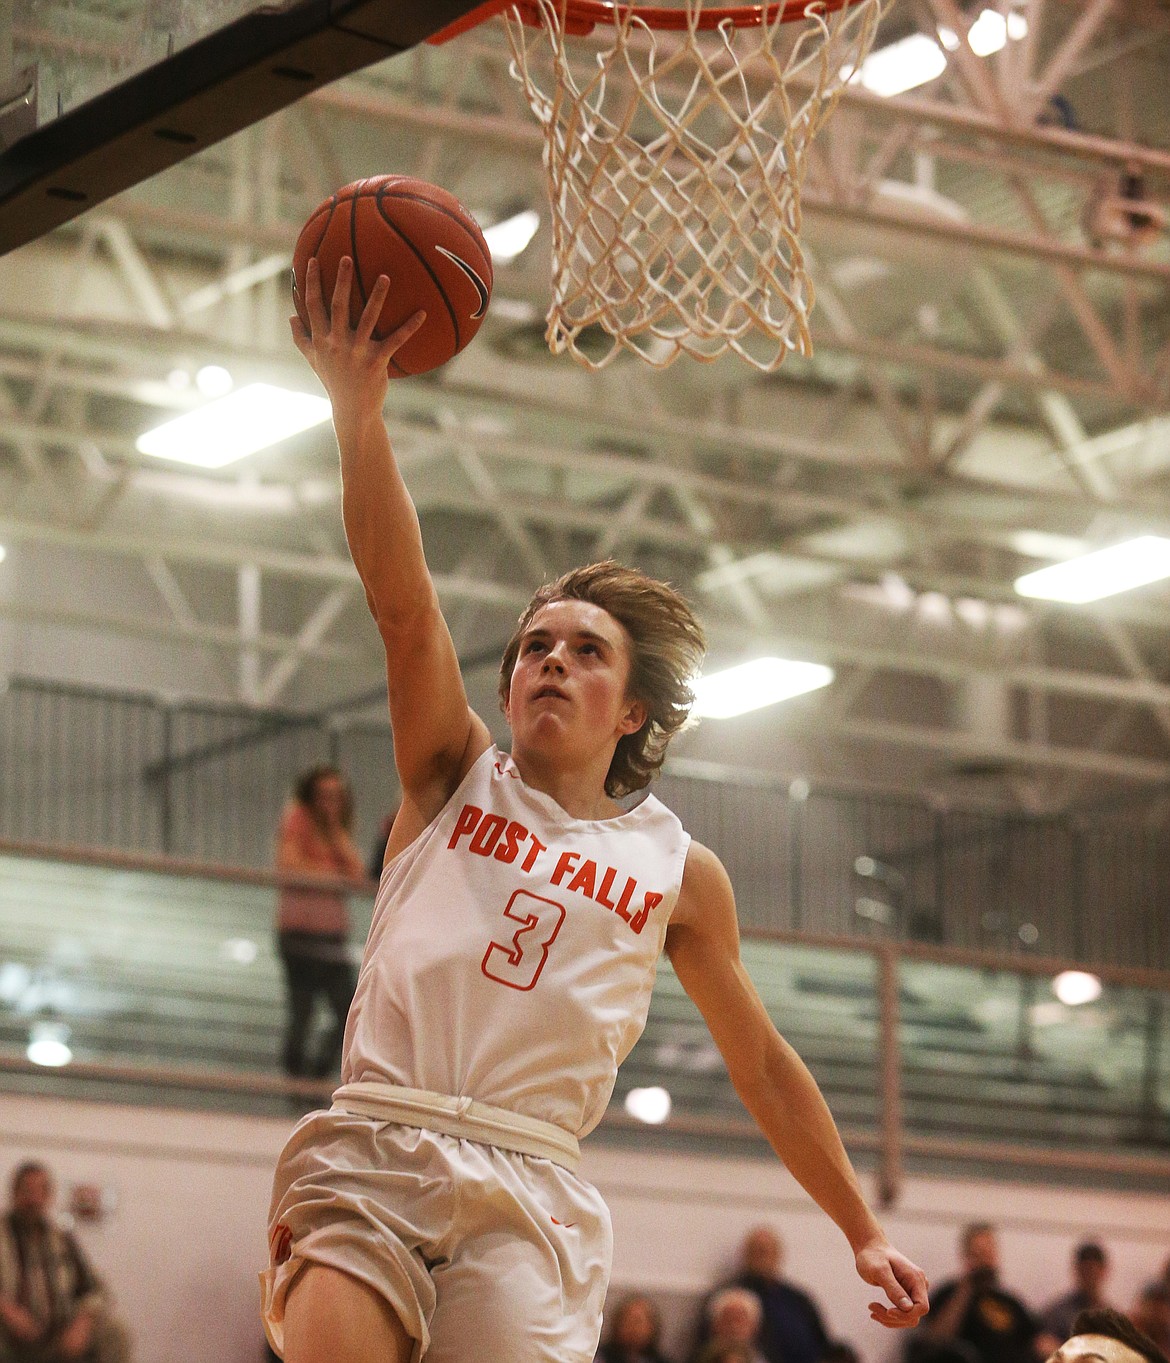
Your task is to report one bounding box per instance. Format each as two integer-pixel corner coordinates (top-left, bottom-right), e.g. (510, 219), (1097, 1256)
(481, 889), (566, 991)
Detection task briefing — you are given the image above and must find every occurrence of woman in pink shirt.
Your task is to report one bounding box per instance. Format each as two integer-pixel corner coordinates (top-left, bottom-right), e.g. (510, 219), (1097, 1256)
(276, 765), (367, 1078)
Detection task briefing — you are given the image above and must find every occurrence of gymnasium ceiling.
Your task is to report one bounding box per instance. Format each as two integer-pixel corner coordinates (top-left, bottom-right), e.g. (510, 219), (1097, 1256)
(1, 0), (1170, 815)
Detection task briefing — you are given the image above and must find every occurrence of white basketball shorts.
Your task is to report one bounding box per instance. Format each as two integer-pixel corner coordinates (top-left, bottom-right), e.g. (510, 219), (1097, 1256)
(260, 1106), (612, 1363)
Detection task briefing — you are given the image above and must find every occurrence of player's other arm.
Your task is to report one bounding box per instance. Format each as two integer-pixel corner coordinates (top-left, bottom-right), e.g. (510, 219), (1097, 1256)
(665, 842), (929, 1330)
(291, 258), (490, 819)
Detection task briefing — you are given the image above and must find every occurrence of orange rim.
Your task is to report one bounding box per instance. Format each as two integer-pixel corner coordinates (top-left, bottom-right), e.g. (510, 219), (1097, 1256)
(430, 0), (863, 42)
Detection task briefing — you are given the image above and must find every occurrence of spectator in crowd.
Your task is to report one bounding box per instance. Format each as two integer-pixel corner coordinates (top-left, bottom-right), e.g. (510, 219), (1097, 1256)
(1044, 1307), (1169, 1363)
(274, 764), (366, 1078)
(0, 1162), (130, 1363)
(1130, 1285), (1170, 1359)
(695, 1227), (830, 1363)
(913, 1222), (1039, 1363)
(1039, 1243), (1114, 1352)
(819, 1345), (860, 1363)
(695, 1289), (768, 1363)
(596, 1293), (673, 1363)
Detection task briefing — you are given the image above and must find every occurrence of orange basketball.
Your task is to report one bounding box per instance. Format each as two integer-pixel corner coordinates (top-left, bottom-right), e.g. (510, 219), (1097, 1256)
(292, 176), (493, 378)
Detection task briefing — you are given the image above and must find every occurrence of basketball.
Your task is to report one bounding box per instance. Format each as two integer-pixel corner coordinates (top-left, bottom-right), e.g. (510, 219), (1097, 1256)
(292, 175), (493, 377)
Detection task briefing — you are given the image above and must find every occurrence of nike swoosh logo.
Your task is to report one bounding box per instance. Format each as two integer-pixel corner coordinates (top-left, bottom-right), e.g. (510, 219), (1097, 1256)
(436, 245), (490, 319)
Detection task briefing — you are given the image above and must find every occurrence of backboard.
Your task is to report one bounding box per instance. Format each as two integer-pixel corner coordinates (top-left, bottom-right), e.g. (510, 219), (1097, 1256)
(0, 0), (488, 254)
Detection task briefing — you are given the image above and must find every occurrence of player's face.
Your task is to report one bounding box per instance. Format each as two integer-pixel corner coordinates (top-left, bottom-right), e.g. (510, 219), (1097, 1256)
(1045, 1335), (1145, 1363)
(312, 774), (347, 823)
(506, 600), (645, 761)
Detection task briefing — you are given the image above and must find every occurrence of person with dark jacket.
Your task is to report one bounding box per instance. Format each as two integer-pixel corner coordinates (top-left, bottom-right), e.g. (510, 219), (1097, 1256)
(912, 1223), (1039, 1363)
(694, 1228), (830, 1363)
(0, 1162), (130, 1363)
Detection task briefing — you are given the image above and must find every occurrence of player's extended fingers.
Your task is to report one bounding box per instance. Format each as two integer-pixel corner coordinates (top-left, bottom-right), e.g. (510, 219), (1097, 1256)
(302, 257), (330, 337)
(289, 315), (312, 357)
(329, 255), (355, 335)
(868, 1300), (928, 1329)
(378, 309), (427, 361)
(355, 274), (391, 344)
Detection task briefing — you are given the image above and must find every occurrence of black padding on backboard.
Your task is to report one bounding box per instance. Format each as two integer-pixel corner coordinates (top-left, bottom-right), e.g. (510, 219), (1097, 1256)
(0, 0), (487, 256)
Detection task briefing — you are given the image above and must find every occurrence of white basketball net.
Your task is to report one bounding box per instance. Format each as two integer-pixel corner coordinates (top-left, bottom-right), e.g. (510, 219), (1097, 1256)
(502, 0), (884, 370)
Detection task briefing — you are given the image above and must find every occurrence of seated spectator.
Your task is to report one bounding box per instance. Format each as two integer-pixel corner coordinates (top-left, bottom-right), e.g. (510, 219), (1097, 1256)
(1044, 1307), (1169, 1363)
(0, 1162), (130, 1363)
(696, 1289), (768, 1363)
(912, 1222), (1039, 1363)
(819, 1345), (860, 1363)
(597, 1293), (673, 1363)
(1131, 1285), (1170, 1359)
(1039, 1243), (1113, 1352)
(695, 1227), (830, 1363)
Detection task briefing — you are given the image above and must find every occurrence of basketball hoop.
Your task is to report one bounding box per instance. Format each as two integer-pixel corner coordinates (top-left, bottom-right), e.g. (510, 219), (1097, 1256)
(435, 0), (884, 371)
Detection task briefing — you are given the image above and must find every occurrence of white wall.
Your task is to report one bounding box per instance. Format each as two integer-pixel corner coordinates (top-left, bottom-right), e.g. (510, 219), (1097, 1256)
(1, 1092), (1167, 1363)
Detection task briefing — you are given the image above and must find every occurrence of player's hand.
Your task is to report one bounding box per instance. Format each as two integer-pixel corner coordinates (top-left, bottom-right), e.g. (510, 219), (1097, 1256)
(855, 1240), (930, 1329)
(289, 255), (425, 414)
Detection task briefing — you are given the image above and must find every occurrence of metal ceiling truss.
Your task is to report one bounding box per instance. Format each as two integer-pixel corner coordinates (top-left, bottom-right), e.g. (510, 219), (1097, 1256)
(1, 0), (1169, 808)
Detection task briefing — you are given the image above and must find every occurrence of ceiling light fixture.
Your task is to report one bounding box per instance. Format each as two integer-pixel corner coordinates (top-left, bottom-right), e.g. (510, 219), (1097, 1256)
(1014, 536), (1170, 603)
(852, 33), (947, 97)
(136, 384), (333, 468)
(693, 657), (834, 719)
(853, 8), (1027, 98)
(483, 209), (540, 263)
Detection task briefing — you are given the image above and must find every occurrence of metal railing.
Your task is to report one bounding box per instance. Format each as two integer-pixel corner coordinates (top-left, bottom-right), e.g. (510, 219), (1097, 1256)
(0, 839), (1166, 1202)
(3, 676), (1170, 969)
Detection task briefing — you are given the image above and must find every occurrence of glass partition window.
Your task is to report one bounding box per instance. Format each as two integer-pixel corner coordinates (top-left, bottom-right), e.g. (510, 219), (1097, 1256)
(0, 851), (374, 1075)
(898, 959), (1170, 1156)
(616, 940), (880, 1139)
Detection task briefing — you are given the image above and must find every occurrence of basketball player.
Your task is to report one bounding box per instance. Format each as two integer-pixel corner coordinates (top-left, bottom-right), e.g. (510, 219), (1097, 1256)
(261, 256), (930, 1363)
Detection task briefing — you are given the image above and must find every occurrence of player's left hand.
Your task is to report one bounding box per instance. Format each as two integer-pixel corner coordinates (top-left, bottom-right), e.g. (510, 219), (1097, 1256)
(855, 1240), (930, 1328)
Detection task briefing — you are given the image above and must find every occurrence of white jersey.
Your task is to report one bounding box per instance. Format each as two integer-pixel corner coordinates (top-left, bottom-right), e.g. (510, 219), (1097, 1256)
(341, 745), (691, 1139)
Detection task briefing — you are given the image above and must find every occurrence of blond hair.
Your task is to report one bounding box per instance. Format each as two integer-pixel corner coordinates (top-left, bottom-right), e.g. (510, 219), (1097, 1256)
(498, 561), (706, 798)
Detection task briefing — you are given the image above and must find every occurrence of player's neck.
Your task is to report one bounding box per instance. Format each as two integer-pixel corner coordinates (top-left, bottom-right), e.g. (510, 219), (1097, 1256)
(510, 746), (622, 822)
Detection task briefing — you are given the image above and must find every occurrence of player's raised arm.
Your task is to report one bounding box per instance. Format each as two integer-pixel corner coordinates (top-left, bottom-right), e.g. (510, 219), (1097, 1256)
(665, 842), (930, 1330)
(291, 257), (490, 817)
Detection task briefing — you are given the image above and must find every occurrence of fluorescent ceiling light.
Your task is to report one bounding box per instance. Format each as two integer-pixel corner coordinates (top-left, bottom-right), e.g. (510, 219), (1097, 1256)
(1052, 970), (1102, 1007)
(624, 1086), (671, 1125)
(483, 209), (540, 263)
(693, 657), (834, 719)
(137, 383), (332, 468)
(940, 9), (1027, 53)
(852, 33), (947, 97)
(0, 544), (7, 564)
(1014, 536), (1170, 603)
(856, 9), (1026, 97)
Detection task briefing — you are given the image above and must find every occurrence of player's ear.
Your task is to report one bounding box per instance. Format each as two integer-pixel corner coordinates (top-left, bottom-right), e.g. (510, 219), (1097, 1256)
(619, 698), (647, 735)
